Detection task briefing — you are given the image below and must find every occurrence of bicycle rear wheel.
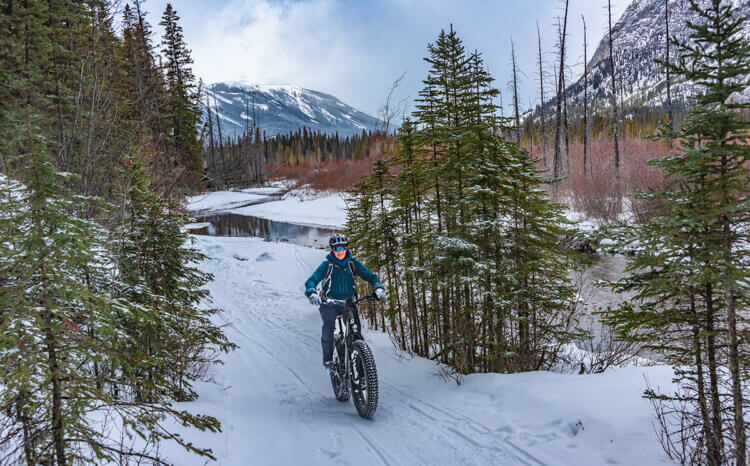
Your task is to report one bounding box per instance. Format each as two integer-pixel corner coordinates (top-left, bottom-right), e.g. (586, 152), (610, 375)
(350, 340), (378, 419)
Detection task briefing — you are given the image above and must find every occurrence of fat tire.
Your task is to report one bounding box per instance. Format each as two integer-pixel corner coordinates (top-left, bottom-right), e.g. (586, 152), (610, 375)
(330, 342), (350, 402)
(350, 340), (378, 419)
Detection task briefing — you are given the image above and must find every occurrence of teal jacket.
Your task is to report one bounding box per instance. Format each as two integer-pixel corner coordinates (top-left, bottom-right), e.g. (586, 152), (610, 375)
(305, 251), (382, 300)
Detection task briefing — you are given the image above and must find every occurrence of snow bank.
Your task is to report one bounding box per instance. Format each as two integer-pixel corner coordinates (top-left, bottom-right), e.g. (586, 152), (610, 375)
(240, 187), (285, 196)
(184, 191), (269, 212)
(438, 366), (674, 465)
(230, 192), (349, 228)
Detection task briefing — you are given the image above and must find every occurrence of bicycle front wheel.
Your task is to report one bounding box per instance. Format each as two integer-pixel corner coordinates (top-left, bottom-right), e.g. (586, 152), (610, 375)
(350, 340), (378, 419)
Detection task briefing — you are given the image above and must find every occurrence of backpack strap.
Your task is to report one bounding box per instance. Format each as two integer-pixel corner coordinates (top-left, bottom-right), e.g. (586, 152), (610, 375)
(321, 263), (334, 299)
(348, 261), (358, 299)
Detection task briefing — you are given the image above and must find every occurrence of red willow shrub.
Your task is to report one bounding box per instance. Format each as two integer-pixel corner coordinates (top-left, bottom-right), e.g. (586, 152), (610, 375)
(267, 137), (673, 224)
(534, 138), (671, 223)
(267, 156), (381, 192)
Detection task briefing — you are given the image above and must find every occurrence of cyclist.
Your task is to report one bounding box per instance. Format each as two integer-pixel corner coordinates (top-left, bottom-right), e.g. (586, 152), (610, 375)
(304, 234), (385, 370)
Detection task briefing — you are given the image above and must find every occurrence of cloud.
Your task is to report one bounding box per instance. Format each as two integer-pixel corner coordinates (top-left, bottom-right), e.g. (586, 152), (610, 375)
(146, 0), (629, 116)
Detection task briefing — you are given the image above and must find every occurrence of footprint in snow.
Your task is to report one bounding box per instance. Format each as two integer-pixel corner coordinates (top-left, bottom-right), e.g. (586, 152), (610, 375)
(256, 252), (276, 262)
(317, 430), (343, 460)
(275, 383), (297, 406)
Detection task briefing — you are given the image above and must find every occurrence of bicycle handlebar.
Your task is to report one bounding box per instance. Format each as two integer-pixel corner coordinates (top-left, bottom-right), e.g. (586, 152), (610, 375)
(351, 294), (379, 305)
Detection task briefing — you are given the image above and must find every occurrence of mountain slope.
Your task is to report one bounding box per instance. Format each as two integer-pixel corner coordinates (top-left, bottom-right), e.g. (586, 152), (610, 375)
(204, 82), (380, 139)
(553, 0), (750, 115)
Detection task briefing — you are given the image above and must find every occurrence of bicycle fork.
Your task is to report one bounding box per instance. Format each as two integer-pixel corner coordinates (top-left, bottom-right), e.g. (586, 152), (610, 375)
(335, 316), (350, 381)
(335, 314), (361, 387)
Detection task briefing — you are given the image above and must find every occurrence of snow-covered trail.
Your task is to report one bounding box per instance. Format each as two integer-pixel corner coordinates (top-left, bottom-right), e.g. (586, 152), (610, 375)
(160, 234), (672, 465)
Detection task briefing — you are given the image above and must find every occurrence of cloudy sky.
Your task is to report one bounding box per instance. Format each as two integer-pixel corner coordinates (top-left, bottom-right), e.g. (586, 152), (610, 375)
(143, 0), (628, 117)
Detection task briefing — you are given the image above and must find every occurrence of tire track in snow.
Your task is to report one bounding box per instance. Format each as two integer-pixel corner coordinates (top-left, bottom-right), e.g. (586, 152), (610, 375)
(235, 288), (539, 465)
(226, 300), (402, 466)
(209, 257), (404, 464)
(200, 238), (544, 465)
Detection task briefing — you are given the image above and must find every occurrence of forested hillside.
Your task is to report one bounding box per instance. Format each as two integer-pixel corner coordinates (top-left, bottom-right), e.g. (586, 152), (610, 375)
(201, 125), (393, 189)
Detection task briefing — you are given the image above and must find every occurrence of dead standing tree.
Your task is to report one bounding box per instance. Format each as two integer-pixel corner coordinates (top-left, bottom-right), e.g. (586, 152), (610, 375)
(536, 21), (547, 168)
(212, 94), (228, 189)
(205, 95), (218, 188)
(608, 0), (621, 183)
(378, 71), (408, 134)
(582, 15), (589, 175)
(664, 0), (673, 148)
(511, 38), (521, 145)
(553, 0), (569, 179)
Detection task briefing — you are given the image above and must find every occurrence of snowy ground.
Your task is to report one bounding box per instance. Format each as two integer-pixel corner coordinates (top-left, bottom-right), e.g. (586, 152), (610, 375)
(187, 187), (349, 229)
(185, 191), (272, 213)
(230, 191), (349, 229)
(154, 232), (675, 465)
(167, 187), (678, 464)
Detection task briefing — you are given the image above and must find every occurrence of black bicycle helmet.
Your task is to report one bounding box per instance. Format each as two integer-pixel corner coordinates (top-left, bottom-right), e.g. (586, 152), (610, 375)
(329, 234), (348, 248)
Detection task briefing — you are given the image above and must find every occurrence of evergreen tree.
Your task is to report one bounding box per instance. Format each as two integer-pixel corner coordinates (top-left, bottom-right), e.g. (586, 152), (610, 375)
(0, 127), (230, 464)
(160, 3), (202, 190)
(604, 1), (749, 462)
(0, 1), (235, 462)
(122, 0), (165, 140)
(114, 157), (236, 403)
(347, 27), (586, 376)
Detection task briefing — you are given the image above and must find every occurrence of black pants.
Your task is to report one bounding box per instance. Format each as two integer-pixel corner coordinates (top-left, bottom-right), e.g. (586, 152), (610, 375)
(319, 301), (361, 363)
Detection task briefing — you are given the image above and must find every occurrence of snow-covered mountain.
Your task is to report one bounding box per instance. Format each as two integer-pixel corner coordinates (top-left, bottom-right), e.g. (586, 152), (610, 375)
(553, 0), (750, 115)
(203, 82), (380, 139)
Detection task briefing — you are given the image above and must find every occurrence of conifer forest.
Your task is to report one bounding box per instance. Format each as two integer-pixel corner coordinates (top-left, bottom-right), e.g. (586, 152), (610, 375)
(0, 0), (748, 464)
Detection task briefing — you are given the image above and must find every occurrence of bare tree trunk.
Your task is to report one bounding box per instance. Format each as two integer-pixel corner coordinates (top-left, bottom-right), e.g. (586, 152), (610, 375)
(244, 91), (250, 137)
(619, 61), (627, 158)
(689, 285), (721, 466)
(582, 15), (589, 176)
(213, 96), (228, 189)
(511, 39), (521, 145)
(205, 96), (217, 189)
(36, 223), (66, 466)
(244, 92), (252, 184)
(608, 0), (621, 182)
(665, 0), (673, 148)
(705, 284), (725, 464)
(537, 22), (547, 168)
(44, 310), (66, 466)
(562, 70), (570, 175)
(553, 0), (569, 179)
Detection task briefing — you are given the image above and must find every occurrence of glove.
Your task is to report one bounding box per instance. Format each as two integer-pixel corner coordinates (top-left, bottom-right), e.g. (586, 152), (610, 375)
(309, 293), (321, 306)
(374, 288), (386, 301)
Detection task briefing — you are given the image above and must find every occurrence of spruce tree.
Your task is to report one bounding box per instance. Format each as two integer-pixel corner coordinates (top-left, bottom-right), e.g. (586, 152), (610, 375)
(0, 128), (229, 464)
(160, 3), (202, 190)
(347, 27), (586, 376)
(0, 123), (125, 463)
(114, 157), (236, 403)
(122, 0), (165, 140)
(604, 0), (749, 462)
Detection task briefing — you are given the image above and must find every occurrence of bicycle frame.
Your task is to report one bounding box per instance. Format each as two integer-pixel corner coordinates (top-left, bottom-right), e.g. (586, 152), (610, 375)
(332, 295), (376, 384)
(334, 306), (356, 382)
